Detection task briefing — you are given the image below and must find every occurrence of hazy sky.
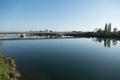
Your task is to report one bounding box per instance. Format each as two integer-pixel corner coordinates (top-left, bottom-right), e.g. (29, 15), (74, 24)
(0, 0), (120, 31)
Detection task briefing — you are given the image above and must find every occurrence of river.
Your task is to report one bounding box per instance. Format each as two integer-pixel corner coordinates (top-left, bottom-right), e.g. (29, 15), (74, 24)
(0, 38), (120, 80)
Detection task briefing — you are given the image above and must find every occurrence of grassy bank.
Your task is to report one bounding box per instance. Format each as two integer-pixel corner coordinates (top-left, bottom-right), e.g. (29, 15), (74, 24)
(0, 52), (20, 80)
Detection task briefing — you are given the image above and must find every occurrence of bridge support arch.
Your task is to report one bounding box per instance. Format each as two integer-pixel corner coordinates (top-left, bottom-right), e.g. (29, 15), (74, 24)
(20, 34), (26, 38)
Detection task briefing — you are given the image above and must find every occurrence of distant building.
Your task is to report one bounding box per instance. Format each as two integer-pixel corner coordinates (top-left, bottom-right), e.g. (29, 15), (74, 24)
(108, 23), (111, 32)
(104, 23), (112, 34)
(104, 23), (108, 34)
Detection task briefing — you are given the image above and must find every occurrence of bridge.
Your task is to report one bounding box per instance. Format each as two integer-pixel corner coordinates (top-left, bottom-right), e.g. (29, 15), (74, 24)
(0, 31), (85, 39)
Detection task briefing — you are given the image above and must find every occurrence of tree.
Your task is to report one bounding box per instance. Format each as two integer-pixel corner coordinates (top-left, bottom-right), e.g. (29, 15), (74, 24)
(113, 28), (117, 33)
(97, 28), (103, 35)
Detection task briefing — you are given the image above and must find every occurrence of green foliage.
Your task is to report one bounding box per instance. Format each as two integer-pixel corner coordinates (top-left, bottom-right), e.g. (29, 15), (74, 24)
(0, 53), (10, 80)
(0, 53), (20, 80)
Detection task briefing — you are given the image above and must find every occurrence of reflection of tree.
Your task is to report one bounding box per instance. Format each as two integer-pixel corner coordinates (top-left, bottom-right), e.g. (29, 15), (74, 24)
(112, 39), (117, 46)
(92, 38), (118, 48)
(97, 38), (102, 42)
(92, 38), (102, 43)
(92, 38), (97, 43)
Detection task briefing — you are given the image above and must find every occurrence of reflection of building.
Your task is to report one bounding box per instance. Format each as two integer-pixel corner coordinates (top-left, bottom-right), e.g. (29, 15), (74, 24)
(104, 39), (111, 48)
(93, 38), (118, 48)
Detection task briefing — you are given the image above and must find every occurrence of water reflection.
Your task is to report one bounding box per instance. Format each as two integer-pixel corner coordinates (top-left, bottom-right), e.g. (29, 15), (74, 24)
(0, 41), (2, 50)
(92, 38), (118, 48)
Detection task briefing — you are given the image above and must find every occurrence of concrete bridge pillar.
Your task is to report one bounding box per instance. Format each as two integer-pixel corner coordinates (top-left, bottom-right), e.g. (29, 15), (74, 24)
(20, 34), (26, 38)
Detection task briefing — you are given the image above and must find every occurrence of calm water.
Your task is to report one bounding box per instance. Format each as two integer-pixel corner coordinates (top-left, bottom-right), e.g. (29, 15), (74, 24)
(1, 38), (120, 80)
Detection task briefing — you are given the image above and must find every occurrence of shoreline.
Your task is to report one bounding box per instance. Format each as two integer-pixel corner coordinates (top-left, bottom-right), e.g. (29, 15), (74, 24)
(0, 52), (20, 80)
(0, 36), (120, 41)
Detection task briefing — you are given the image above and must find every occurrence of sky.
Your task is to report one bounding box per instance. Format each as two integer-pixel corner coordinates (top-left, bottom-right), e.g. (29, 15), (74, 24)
(0, 0), (120, 31)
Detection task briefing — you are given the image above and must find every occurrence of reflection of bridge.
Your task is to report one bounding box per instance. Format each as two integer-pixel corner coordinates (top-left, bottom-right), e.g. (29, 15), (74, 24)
(0, 31), (84, 39)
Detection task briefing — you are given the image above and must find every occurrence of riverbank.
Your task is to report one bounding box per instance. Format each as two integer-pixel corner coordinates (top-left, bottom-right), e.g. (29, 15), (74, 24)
(0, 52), (20, 80)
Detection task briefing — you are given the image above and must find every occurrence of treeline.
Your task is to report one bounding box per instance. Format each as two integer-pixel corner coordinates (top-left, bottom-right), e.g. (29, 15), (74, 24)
(95, 23), (120, 37)
(66, 23), (120, 38)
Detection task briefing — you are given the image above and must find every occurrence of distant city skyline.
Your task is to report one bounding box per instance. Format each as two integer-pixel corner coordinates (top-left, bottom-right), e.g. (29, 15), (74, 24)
(0, 0), (120, 31)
